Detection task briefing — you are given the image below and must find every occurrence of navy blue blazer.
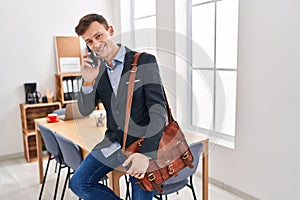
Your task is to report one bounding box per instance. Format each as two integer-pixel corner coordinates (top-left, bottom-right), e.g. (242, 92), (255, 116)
(77, 47), (167, 159)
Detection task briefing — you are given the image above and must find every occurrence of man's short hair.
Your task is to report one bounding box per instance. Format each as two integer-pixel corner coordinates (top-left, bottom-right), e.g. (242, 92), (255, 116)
(75, 14), (109, 36)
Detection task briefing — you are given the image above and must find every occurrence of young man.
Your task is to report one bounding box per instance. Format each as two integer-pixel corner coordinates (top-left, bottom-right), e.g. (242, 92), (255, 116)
(70, 14), (167, 200)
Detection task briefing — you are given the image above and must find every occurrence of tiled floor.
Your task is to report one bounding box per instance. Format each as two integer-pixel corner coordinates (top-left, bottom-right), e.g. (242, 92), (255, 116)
(0, 157), (244, 200)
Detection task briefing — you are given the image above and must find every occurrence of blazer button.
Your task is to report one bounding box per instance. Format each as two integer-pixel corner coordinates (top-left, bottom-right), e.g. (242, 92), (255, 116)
(117, 126), (121, 130)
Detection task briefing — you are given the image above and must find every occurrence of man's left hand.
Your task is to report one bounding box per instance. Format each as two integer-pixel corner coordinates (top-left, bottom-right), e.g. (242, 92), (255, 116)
(122, 153), (150, 179)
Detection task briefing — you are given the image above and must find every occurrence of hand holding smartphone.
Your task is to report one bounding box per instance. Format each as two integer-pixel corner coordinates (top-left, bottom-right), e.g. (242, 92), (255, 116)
(86, 45), (100, 68)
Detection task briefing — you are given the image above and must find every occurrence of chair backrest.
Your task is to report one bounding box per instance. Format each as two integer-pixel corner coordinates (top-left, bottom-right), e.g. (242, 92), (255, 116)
(52, 108), (66, 116)
(163, 141), (203, 185)
(38, 124), (64, 163)
(54, 133), (83, 170)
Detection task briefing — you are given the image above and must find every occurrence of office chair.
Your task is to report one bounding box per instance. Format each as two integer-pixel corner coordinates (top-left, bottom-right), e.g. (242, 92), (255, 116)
(38, 124), (66, 200)
(124, 141), (203, 200)
(153, 141), (204, 200)
(52, 108), (66, 116)
(51, 108), (66, 173)
(54, 133), (108, 200)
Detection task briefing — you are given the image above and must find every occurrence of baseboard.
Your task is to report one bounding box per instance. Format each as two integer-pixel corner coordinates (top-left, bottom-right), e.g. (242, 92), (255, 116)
(0, 152), (24, 162)
(194, 171), (260, 200)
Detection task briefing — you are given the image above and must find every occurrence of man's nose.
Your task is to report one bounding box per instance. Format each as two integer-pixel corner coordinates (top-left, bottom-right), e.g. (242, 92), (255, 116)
(92, 41), (102, 50)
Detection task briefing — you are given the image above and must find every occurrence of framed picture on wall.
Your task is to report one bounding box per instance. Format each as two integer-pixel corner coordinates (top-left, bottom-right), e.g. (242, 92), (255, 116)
(54, 36), (82, 73)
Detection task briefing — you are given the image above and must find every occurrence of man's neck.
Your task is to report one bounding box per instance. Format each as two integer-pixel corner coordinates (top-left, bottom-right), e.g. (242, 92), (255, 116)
(106, 44), (120, 68)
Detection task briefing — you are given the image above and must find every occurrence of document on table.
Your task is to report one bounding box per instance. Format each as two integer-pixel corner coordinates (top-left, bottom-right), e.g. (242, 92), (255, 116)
(100, 142), (121, 158)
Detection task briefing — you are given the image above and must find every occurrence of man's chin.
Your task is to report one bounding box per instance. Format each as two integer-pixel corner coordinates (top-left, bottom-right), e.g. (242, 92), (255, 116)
(98, 52), (107, 58)
(95, 46), (105, 55)
(94, 50), (104, 58)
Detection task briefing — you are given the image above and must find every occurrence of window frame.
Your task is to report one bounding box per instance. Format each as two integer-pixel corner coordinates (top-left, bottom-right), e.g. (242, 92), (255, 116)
(131, 0), (157, 52)
(189, 0), (239, 141)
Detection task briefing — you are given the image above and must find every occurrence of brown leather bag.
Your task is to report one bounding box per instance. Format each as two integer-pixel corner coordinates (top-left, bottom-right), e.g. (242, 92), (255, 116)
(122, 52), (194, 194)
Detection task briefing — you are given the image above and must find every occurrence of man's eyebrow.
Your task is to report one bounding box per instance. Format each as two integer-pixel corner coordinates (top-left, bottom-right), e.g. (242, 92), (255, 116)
(84, 31), (102, 43)
(85, 38), (91, 43)
(93, 31), (102, 37)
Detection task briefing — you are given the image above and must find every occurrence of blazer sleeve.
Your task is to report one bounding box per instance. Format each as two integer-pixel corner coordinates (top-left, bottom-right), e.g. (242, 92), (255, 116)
(77, 63), (105, 116)
(77, 86), (98, 116)
(138, 54), (167, 159)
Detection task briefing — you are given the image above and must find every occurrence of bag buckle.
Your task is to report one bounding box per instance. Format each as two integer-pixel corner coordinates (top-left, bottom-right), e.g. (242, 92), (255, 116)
(168, 164), (175, 175)
(138, 139), (143, 147)
(148, 173), (156, 182)
(182, 152), (189, 160)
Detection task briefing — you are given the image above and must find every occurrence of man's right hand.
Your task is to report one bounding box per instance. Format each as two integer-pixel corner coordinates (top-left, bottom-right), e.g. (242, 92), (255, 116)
(81, 51), (101, 82)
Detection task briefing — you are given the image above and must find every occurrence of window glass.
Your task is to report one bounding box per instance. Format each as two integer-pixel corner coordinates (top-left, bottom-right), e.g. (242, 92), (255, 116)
(191, 0), (239, 137)
(134, 16), (156, 29)
(216, 0), (239, 68)
(192, 4), (215, 68)
(192, 0), (211, 5)
(134, 0), (156, 19)
(134, 16), (156, 54)
(215, 71), (237, 135)
(192, 70), (214, 129)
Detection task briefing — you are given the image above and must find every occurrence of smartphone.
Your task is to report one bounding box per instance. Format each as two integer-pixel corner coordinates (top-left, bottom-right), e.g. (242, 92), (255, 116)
(86, 45), (99, 68)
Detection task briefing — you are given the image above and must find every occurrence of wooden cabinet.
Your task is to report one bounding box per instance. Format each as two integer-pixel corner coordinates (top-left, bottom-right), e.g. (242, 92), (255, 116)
(20, 102), (61, 162)
(55, 73), (82, 105)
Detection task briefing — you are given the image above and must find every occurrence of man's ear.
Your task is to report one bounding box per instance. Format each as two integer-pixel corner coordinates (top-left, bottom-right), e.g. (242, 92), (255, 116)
(108, 26), (114, 36)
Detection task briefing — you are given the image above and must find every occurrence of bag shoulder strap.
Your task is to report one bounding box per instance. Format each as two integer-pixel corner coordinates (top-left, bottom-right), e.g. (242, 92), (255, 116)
(162, 87), (174, 123)
(122, 52), (174, 150)
(123, 52), (143, 151)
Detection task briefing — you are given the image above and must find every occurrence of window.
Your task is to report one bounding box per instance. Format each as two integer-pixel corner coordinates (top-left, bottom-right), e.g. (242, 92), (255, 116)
(191, 0), (239, 137)
(132, 0), (156, 54)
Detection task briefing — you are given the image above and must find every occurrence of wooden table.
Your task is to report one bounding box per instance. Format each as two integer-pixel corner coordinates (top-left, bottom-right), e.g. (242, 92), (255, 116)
(35, 117), (209, 199)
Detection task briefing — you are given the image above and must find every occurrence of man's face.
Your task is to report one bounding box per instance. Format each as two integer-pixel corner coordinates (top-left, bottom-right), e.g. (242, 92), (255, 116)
(82, 21), (114, 59)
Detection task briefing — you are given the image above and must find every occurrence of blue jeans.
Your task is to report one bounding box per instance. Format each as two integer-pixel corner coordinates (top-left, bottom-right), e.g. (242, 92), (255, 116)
(70, 149), (154, 200)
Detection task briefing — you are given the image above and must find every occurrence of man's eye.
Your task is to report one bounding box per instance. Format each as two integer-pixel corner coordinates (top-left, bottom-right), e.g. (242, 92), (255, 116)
(96, 34), (103, 39)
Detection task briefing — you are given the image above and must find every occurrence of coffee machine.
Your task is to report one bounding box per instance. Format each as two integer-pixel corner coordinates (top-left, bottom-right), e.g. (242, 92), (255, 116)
(24, 82), (41, 104)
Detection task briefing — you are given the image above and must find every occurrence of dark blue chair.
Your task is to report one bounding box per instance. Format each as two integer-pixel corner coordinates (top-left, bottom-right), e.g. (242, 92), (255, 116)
(154, 141), (204, 200)
(52, 108), (66, 116)
(54, 133), (108, 200)
(51, 108), (66, 172)
(38, 124), (65, 200)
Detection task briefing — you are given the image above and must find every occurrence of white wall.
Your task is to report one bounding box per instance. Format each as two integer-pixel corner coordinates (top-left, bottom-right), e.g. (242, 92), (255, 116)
(0, 0), (114, 157)
(210, 0), (300, 199)
(154, 0), (300, 199)
(156, 0), (177, 116)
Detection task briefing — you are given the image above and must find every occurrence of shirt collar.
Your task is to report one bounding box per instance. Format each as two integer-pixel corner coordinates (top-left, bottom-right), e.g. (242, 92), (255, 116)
(105, 45), (126, 69)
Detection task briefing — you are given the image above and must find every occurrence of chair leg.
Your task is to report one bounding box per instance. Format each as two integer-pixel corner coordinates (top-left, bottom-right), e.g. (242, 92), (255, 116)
(55, 162), (58, 173)
(124, 175), (131, 200)
(189, 176), (197, 200)
(60, 167), (70, 200)
(159, 194), (163, 200)
(53, 163), (62, 200)
(38, 154), (52, 200)
(100, 178), (107, 186)
(68, 169), (75, 188)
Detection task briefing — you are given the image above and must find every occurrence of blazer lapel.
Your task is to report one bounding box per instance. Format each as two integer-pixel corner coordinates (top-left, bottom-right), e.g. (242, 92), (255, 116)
(115, 49), (136, 106)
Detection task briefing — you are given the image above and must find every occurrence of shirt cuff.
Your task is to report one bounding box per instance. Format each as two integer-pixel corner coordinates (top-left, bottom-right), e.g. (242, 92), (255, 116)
(82, 86), (94, 94)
